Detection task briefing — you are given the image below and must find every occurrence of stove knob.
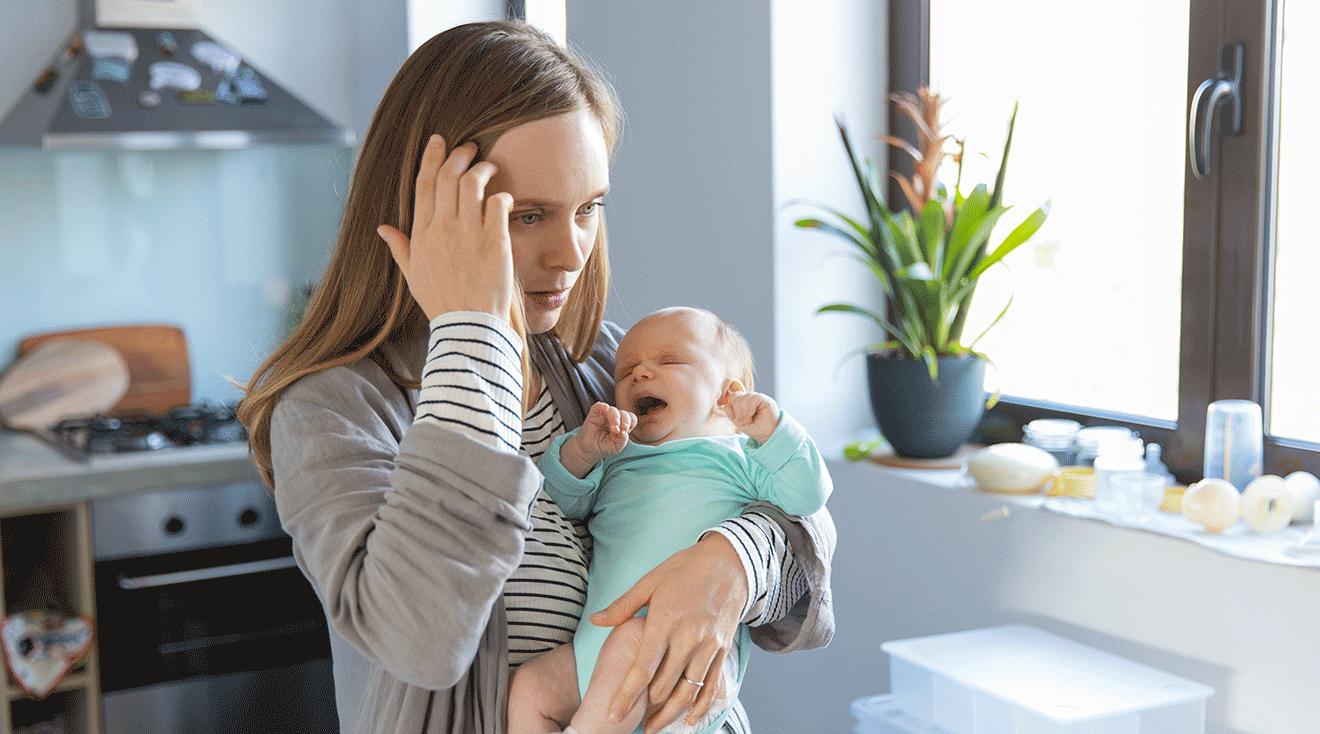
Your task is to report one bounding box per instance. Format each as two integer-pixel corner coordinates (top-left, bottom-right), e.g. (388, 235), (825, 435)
(238, 507), (261, 526)
(164, 516), (186, 535)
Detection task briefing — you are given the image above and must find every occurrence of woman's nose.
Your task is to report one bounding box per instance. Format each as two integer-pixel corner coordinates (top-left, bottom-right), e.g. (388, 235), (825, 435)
(543, 221), (589, 272)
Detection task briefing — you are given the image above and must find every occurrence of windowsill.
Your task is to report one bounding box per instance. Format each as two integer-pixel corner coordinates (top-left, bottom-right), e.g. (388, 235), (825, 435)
(846, 457), (1320, 571)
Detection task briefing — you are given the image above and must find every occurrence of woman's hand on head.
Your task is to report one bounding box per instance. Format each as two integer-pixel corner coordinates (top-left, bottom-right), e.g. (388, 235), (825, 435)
(590, 533), (748, 733)
(377, 135), (517, 322)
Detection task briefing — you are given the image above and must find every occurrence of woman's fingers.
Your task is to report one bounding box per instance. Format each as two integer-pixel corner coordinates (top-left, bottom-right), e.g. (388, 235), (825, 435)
(376, 225), (410, 270)
(386, 136), (517, 321)
(643, 644), (721, 733)
(411, 135), (446, 234)
(435, 141), (479, 218)
(459, 160), (499, 231)
(686, 649), (727, 726)
(591, 575), (653, 628)
(606, 625), (665, 723)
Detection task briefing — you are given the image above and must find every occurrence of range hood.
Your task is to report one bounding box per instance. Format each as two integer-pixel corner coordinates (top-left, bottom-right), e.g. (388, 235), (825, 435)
(0, 0), (354, 150)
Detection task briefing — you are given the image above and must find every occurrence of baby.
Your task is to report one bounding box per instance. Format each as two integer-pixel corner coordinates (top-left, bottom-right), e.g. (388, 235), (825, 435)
(507, 307), (832, 734)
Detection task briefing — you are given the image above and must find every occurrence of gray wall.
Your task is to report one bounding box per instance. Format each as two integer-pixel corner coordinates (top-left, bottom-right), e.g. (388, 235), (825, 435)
(568, 0), (780, 397)
(567, 0), (883, 452)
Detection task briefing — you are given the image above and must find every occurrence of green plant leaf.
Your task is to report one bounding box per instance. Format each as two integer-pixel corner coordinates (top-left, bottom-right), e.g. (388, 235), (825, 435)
(946, 204), (1008, 286)
(816, 303), (918, 355)
(966, 293), (1014, 351)
(944, 184), (992, 272)
(966, 200), (1052, 281)
(795, 217), (876, 258)
(836, 117), (889, 227)
(920, 345), (939, 381)
(987, 101), (1019, 213)
(918, 198), (946, 270)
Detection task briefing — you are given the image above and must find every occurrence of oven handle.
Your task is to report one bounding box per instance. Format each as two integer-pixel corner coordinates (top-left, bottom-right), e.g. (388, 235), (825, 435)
(117, 555), (299, 590)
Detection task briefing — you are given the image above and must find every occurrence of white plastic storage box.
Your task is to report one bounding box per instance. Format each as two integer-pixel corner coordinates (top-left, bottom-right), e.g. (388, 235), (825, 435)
(852, 694), (952, 734)
(881, 625), (1214, 734)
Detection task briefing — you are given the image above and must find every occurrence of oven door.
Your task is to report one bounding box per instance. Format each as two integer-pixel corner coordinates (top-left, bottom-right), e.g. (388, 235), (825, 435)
(94, 536), (337, 734)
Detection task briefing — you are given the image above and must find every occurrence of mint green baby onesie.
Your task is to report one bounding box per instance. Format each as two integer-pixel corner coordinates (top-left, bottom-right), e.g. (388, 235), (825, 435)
(537, 411), (831, 734)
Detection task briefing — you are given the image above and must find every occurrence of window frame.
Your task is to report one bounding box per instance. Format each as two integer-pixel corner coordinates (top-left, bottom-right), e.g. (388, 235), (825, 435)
(889, 0), (1316, 483)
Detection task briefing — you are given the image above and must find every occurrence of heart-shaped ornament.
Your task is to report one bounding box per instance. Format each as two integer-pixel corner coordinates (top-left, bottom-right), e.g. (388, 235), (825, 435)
(2, 610), (94, 699)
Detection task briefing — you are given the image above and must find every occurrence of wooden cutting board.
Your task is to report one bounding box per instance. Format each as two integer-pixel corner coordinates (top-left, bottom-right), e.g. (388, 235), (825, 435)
(0, 339), (130, 430)
(17, 324), (191, 415)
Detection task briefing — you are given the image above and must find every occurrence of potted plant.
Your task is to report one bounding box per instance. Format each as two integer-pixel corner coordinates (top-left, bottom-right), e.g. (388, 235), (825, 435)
(797, 88), (1050, 458)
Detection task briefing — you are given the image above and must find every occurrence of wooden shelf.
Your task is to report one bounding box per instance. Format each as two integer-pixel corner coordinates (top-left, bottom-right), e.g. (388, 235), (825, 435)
(5, 667), (94, 703)
(0, 502), (102, 733)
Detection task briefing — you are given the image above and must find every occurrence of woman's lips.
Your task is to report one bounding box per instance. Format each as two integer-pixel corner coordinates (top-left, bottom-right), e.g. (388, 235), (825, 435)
(525, 289), (569, 311)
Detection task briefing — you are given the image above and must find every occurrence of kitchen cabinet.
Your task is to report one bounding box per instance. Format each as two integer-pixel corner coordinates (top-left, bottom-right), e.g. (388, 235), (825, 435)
(0, 502), (102, 734)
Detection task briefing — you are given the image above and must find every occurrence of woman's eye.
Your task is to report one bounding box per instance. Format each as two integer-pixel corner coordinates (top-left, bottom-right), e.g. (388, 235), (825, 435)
(513, 211), (542, 226)
(578, 200), (604, 217)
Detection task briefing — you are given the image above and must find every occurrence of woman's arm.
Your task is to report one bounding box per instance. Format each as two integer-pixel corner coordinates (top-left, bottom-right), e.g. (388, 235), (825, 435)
(272, 314), (538, 690)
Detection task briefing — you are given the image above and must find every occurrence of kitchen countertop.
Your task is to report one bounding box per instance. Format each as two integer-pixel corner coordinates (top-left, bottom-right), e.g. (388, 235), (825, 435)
(0, 428), (260, 512)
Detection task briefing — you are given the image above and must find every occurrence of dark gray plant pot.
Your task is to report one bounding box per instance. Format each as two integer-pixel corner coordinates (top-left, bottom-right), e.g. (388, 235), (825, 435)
(865, 353), (988, 458)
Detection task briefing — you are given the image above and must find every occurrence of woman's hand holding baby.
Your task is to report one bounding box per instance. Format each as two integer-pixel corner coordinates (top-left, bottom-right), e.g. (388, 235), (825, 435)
(560, 402), (637, 478)
(377, 136), (517, 323)
(720, 390), (780, 444)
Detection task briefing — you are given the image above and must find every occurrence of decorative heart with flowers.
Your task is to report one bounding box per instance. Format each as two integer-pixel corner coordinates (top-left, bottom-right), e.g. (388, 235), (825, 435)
(2, 610), (93, 699)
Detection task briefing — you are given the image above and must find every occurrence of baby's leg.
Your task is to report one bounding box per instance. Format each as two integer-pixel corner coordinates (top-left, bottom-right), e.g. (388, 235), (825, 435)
(508, 642), (582, 734)
(568, 616), (650, 734)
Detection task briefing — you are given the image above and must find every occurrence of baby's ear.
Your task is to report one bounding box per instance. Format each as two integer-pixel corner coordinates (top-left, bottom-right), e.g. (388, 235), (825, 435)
(717, 379), (746, 407)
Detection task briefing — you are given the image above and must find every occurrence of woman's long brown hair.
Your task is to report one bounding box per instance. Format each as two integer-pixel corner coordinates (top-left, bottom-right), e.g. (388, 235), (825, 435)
(237, 21), (621, 489)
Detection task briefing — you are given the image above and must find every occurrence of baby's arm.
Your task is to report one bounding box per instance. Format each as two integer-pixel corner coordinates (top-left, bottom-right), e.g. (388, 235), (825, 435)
(559, 402), (638, 478)
(721, 390), (780, 444)
(747, 410), (833, 517)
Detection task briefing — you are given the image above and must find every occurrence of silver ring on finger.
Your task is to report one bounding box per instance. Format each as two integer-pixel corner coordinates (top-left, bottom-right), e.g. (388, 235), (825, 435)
(680, 676), (704, 689)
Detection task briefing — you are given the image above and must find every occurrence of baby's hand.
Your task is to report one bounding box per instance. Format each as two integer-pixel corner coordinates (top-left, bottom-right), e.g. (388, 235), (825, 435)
(720, 390), (780, 444)
(560, 402), (637, 478)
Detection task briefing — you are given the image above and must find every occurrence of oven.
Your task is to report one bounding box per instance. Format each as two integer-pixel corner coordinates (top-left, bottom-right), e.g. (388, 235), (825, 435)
(91, 481), (337, 734)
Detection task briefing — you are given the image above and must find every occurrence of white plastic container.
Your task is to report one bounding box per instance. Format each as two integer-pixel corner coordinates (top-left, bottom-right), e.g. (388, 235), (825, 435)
(852, 694), (952, 734)
(1091, 436), (1145, 516)
(881, 625), (1214, 734)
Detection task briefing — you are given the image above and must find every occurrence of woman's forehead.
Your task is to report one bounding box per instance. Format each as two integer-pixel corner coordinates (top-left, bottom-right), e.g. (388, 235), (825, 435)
(485, 109), (609, 204)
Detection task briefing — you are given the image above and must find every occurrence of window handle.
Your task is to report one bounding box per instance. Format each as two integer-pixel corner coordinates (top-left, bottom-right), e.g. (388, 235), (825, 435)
(1189, 42), (1244, 180)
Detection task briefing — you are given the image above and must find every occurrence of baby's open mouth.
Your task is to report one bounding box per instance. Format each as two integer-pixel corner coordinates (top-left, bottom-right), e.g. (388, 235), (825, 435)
(634, 396), (667, 416)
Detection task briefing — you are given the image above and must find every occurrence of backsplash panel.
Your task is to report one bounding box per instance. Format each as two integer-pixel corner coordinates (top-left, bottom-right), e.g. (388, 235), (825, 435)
(0, 145), (351, 405)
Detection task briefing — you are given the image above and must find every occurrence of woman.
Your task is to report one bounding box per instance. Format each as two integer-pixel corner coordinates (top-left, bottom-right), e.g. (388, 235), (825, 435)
(237, 20), (835, 734)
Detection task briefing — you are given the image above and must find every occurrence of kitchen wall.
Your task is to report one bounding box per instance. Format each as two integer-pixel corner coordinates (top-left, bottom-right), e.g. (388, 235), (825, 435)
(0, 0), (407, 402)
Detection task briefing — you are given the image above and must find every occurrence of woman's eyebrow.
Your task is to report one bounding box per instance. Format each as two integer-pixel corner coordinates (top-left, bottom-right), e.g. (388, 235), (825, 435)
(514, 187), (610, 209)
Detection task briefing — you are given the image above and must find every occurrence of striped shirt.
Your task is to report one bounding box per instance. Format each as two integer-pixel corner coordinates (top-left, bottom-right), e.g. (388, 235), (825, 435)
(415, 312), (808, 728)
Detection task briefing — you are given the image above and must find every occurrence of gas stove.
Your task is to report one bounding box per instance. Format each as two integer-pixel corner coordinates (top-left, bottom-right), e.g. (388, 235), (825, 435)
(50, 401), (246, 460)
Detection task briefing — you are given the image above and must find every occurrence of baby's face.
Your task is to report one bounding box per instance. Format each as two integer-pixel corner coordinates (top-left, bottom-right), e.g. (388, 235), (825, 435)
(614, 309), (734, 445)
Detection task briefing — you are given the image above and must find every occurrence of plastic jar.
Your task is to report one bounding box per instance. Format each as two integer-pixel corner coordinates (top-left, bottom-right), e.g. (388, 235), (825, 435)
(1023, 419), (1082, 466)
(1092, 435), (1146, 516)
(1074, 426), (1138, 467)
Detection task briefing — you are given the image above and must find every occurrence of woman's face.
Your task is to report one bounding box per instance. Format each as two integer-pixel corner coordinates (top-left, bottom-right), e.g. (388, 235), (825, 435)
(485, 108), (610, 334)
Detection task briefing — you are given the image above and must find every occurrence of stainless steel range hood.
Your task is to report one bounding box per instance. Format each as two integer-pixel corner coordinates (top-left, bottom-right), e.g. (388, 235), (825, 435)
(0, 0), (354, 150)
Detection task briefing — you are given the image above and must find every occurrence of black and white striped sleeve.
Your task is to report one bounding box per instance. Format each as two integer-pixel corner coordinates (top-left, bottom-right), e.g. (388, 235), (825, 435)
(704, 512), (808, 627)
(414, 311), (524, 454)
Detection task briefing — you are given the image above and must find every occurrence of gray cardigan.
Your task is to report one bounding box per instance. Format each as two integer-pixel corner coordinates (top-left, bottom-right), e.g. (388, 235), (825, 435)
(269, 322), (836, 734)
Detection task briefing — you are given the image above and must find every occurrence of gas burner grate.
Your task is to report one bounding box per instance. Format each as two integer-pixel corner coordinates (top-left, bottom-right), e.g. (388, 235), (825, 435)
(51, 401), (247, 456)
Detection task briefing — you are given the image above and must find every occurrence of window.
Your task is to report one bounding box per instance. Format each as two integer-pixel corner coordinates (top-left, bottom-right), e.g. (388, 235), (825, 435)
(892, 0), (1314, 481)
